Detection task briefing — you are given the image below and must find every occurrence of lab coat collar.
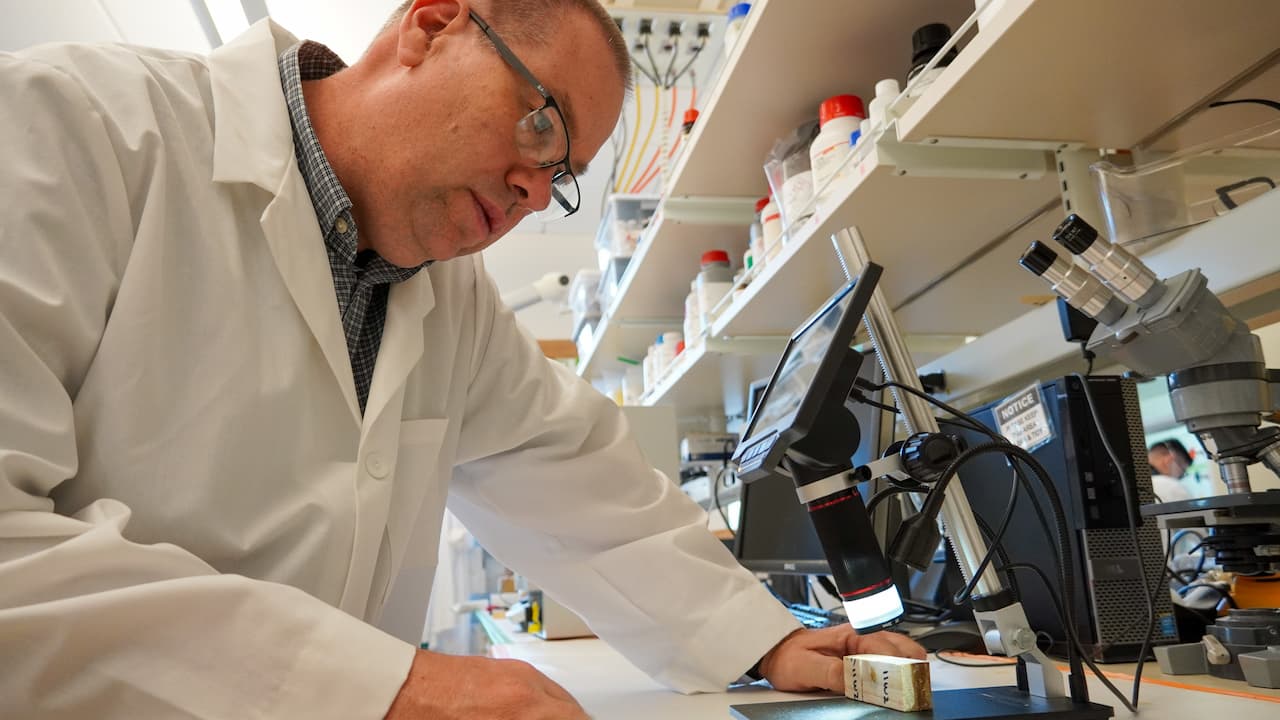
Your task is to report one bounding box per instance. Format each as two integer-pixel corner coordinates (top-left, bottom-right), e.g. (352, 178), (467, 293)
(208, 19), (438, 432)
(208, 19), (300, 192)
(364, 270), (436, 428)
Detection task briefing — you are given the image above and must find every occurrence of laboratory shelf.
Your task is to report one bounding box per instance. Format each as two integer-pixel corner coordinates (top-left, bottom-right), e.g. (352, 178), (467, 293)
(896, 0), (1280, 150)
(584, 0), (1280, 410)
(605, 202), (756, 323)
(575, 315), (674, 381)
(641, 337), (785, 414)
(578, 201), (758, 380)
(666, 0), (975, 199)
(711, 129), (1061, 341)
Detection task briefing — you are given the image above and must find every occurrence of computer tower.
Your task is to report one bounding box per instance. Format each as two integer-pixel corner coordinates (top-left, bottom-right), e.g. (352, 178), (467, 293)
(952, 375), (1176, 662)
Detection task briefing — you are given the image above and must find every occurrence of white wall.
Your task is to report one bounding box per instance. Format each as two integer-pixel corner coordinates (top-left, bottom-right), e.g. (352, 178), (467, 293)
(265, 0), (401, 63)
(482, 232), (596, 340)
(0, 0), (210, 52)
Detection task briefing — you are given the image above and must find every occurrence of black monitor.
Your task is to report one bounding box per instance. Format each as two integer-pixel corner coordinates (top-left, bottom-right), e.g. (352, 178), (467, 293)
(734, 360), (884, 575)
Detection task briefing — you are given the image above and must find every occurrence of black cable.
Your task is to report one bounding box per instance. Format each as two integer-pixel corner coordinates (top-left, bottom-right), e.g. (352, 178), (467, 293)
(964, 462), (1136, 712)
(889, 381), (1144, 711)
(971, 509), (1021, 599)
(1168, 564), (1200, 586)
(916, 442), (1081, 664)
(855, 394), (899, 415)
(666, 39), (706, 88)
(866, 486), (925, 519)
(1071, 374), (1154, 709)
(1006, 563), (1138, 714)
(856, 378), (1085, 693)
(1167, 531), (1206, 585)
(854, 379), (1148, 707)
(661, 35), (680, 88)
(952, 462), (1021, 607)
(861, 382), (1065, 589)
(627, 50), (659, 86)
(865, 380), (992, 438)
(641, 36), (663, 88)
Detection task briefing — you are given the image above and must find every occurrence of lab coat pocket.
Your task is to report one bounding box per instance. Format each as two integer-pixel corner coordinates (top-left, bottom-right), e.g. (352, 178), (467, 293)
(386, 418), (451, 557)
(369, 418), (451, 630)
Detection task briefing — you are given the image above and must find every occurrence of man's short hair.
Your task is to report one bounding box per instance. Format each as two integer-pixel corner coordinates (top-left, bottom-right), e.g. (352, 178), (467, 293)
(382, 0), (632, 93)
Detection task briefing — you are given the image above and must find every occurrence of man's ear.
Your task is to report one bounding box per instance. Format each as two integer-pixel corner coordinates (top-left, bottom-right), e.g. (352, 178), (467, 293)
(397, 0), (469, 68)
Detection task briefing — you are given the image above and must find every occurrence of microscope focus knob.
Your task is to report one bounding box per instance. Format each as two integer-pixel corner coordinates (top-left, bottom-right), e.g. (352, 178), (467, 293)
(899, 432), (962, 483)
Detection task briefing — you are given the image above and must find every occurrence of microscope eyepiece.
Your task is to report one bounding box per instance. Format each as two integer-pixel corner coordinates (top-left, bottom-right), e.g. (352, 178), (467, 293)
(1052, 214), (1100, 254)
(1019, 241), (1058, 276)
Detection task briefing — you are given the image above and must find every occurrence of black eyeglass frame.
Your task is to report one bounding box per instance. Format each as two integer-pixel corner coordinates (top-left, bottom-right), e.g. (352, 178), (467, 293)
(469, 10), (580, 218)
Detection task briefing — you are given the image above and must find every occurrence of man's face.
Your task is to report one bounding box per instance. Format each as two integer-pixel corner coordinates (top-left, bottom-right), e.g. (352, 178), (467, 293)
(1148, 448), (1175, 477)
(359, 2), (624, 267)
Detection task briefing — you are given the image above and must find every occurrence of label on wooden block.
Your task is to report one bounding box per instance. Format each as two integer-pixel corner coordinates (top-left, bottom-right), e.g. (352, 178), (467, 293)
(842, 654), (933, 712)
(843, 655), (861, 701)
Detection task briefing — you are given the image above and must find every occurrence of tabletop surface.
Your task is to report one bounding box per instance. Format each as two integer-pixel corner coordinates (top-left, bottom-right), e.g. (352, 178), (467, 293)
(491, 635), (1280, 720)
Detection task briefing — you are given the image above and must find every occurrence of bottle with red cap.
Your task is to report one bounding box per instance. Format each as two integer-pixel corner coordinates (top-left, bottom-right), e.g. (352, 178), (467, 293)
(695, 249), (735, 328)
(809, 94), (866, 196)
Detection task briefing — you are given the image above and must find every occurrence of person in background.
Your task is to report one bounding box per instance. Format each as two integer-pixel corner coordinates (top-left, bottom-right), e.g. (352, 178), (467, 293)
(1148, 439), (1195, 502)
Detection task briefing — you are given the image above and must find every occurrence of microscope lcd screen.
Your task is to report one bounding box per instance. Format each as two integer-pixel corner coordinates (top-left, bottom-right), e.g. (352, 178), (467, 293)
(744, 287), (856, 439)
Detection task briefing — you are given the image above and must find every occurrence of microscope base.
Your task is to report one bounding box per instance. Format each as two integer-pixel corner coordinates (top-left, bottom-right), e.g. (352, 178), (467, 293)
(730, 686), (1113, 720)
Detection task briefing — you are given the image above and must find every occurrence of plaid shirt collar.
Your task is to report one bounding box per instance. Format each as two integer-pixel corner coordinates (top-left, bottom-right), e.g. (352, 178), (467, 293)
(279, 41), (429, 414)
(278, 40), (428, 279)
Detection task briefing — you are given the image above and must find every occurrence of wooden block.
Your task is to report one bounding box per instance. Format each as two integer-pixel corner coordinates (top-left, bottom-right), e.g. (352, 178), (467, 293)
(843, 654), (932, 712)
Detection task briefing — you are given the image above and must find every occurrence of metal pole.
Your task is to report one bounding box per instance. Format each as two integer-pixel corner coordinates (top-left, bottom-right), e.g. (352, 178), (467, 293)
(832, 228), (1002, 597)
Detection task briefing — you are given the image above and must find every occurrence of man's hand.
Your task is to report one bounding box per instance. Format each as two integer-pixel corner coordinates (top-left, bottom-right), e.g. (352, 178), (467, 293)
(757, 626), (926, 693)
(386, 649), (590, 720)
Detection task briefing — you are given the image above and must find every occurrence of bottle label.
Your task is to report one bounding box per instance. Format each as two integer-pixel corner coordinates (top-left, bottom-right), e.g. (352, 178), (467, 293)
(781, 172), (813, 225)
(812, 141), (851, 191)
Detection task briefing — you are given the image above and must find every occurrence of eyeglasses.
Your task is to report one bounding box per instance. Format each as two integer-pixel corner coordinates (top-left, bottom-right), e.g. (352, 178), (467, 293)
(469, 10), (580, 220)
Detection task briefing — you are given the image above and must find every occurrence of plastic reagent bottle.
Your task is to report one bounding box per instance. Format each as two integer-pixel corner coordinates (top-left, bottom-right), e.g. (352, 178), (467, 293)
(695, 250), (735, 327)
(724, 3), (751, 52)
(810, 94), (866, 194)
(867, 78), (901, 133)
(897, 23), (958, 117)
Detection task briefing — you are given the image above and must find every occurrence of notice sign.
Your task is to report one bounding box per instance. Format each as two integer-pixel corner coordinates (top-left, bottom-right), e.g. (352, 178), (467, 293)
(994, 383), (1054, 452)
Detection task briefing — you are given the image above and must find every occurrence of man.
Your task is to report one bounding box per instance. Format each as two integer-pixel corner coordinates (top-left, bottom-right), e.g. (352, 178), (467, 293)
(0, 1), (922, 717)
(1148, 439), (1195, 502)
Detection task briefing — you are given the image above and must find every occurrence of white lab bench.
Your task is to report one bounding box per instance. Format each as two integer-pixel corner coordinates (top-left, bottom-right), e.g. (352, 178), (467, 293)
(488, 632), (1280, 719)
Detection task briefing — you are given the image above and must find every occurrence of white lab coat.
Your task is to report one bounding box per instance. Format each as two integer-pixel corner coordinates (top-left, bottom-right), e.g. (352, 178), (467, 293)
(0, 20), (799, 719)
